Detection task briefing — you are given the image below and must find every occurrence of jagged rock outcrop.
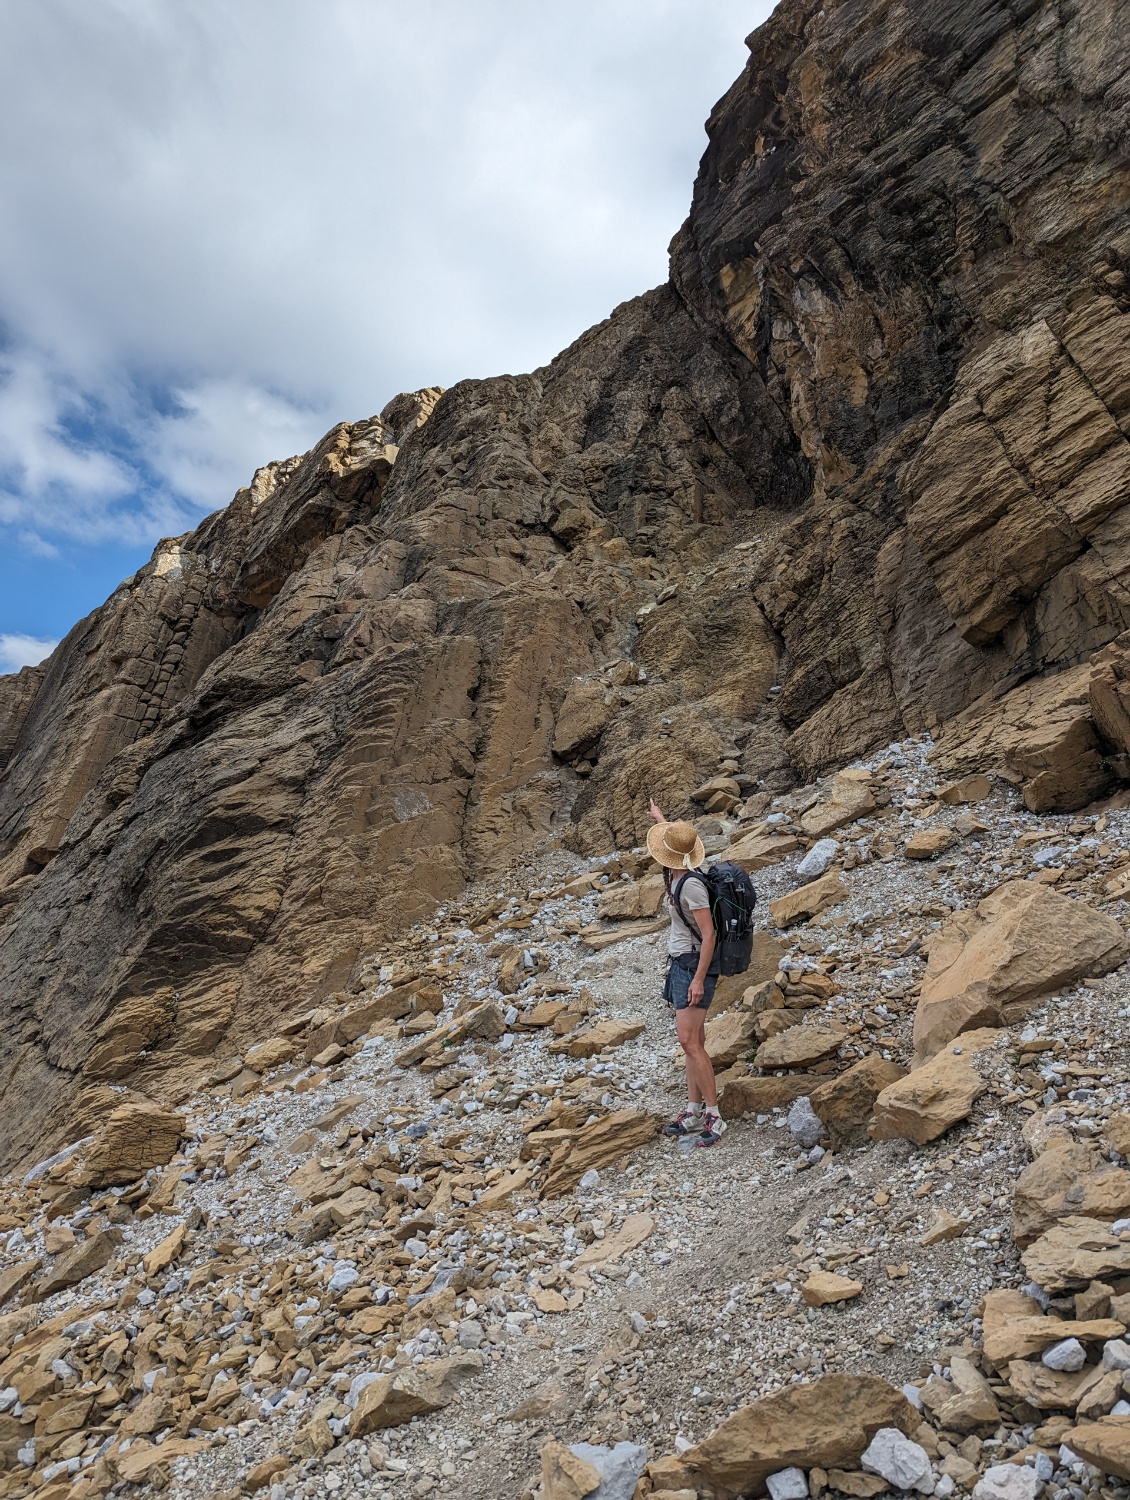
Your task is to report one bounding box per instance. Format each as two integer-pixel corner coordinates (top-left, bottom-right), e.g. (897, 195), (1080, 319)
(0, 0), (1127, 1167)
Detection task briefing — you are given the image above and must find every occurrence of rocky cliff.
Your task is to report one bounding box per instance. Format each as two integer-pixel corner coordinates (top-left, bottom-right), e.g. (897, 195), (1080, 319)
(0, 0), (1127, 1171)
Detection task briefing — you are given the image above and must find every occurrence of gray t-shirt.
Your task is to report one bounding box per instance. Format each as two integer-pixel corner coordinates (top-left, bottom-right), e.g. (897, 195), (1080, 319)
(665, 874), (711, 958)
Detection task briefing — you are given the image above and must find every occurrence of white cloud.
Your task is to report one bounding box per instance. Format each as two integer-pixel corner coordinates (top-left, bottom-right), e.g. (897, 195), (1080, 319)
(0, 0), (772, 559)
(0, 634), (59, 674)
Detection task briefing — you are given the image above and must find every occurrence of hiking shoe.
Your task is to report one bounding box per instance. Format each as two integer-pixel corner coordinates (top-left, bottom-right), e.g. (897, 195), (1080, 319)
(663, 1105), (704, 1138)
(696, 1109), (728, 1147)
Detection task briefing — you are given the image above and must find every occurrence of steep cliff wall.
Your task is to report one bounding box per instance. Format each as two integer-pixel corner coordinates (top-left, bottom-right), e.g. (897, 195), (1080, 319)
(0, 0), (1126, 1169)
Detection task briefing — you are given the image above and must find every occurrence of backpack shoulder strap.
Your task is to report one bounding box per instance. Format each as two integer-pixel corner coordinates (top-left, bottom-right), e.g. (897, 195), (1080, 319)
(672, 871), (708, 940)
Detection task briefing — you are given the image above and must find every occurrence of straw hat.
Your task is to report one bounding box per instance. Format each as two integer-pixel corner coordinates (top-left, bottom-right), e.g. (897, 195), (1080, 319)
(646, 819), (705, 870)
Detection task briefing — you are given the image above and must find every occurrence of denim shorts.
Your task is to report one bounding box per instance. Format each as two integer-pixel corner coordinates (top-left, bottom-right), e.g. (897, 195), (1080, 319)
(663, 957), (718, 1011)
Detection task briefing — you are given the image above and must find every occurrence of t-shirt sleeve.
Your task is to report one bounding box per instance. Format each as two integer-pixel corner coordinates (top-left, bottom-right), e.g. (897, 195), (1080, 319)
(680, 876), (711, 911)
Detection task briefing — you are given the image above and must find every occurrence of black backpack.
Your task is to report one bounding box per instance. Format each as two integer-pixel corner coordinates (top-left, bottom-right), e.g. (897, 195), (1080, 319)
(672, 863), (758, 976)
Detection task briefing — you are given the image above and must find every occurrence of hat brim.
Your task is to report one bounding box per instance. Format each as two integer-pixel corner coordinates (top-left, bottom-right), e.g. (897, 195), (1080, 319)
(646, 821), (706, 870)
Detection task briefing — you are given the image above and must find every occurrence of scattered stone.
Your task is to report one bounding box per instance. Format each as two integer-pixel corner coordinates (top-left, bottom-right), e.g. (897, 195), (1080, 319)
(919, 1353), (1001, 1432)
(938, 775), (992, 805)
(801, 1272), (863, 1308)
(860, 1426), (933, 1492)
(1042, 1337), (1086, 1371)
(574, 1213), (654, 1269)
(920, 1209), (969, 1246)
(766, 1467), (810, 1500)
(904, 827), (957, 860)
(787, 1096), (824, 1150)
(33, 1231), (116, 1299)
(972, 1463), (1042, 1500)
(796, 839), (839, 879)
(141, 1222), (187, 1276)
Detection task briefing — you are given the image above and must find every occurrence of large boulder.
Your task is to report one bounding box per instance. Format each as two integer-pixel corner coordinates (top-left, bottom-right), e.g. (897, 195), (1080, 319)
(683, 1375), (919, 1498)
(869, 1031), (1001, 1145)
(598, 875), (665, 921)
(77, 1101), (186, 1187)
(350, 1354), (481, 1435)
(538, 1110), (660, 1198)
(1012, 1136), (1130, 1247)
(724, 831), (803, 873)
(810, 1055), (906, 1149)
(704, 1009), (759, 1069)
(912, 883), (1126, 1060)
(552, 677), (615, 761)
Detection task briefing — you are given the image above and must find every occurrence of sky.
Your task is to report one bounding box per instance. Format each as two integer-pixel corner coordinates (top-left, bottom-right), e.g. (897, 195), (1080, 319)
(0, 0), (773, 674)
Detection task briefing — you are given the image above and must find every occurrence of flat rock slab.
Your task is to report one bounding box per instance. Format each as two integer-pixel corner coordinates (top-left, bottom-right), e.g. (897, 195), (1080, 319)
(770, 873), (848, 929)
(725, 832), (803, 873)
(565, 1019), (645, 1059)
(798, 775), (877, 838)
(719, 1073), (825, 1120)
(1064, 1417), (1130, 1481)
(1012, 1135), (1130, 1247)
(575, 1213), (655, 1269)
(539, 1110), (660, 1199)
(904, 827), (957, 859)
(755, 1022), (847, 1071)
(1021, 1217), (1130, 1292)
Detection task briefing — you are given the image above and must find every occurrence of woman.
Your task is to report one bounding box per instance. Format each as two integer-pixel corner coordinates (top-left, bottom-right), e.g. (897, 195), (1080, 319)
(646, 798), (726, 1147)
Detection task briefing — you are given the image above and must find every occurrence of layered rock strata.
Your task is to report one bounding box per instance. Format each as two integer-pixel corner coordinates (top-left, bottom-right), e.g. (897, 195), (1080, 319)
(0, 0), (1128, 1166)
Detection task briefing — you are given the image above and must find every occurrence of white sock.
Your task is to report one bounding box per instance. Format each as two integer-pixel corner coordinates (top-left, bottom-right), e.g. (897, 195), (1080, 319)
(685, 1101), (703, 1117)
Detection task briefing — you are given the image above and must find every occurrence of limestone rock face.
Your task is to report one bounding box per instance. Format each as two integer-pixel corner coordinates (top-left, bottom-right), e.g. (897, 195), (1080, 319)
(912, 883), (1126, 1060)
(2, 0), (1130, 1166)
